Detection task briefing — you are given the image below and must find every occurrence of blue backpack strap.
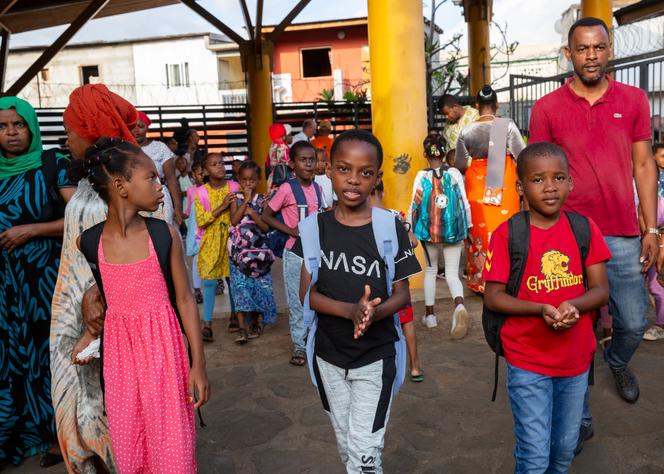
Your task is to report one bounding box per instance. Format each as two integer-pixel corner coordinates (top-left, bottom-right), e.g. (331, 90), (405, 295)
(372, 208), (398, 293)
(371, 207), (406, 395)
(313, 181), (323, 210)
(298, 213), (321, 387)
(288, 178), (310, 221)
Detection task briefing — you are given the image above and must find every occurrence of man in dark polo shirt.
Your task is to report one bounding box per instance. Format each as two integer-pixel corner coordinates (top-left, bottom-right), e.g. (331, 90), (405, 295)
(529, 16), (658, 451)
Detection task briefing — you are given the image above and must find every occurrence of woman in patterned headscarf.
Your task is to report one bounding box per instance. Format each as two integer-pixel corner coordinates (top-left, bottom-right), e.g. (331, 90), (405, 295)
(50, 84), (143, 473)
(0, 97), (75, 468)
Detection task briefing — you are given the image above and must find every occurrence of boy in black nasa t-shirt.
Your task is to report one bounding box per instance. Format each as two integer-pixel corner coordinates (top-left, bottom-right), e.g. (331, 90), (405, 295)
(293, 130), (420, 473)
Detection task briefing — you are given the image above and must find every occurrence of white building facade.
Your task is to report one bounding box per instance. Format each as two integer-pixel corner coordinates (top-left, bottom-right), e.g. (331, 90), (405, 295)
(5, 33), (246, 107)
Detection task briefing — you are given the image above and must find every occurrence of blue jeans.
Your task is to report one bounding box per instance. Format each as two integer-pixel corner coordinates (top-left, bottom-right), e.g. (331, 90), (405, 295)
(283, 249), (306, 352)
(603, 236), (647, 368)
(582, 236), (647, 427)
(508, 364), (589, 474)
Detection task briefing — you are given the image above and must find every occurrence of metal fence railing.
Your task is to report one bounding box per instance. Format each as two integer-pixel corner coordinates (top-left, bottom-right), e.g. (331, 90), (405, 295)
(37, 100), (377, 161)
(496, 49), (664, 142)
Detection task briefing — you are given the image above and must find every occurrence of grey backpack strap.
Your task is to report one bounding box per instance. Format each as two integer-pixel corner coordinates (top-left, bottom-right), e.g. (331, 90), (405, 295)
(484, 117), (511, 206)
(298, 213), (322, 388)
(371, 208), (406, 396)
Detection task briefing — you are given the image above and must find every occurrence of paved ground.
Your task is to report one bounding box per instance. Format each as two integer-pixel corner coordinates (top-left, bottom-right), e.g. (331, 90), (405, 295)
(6, 262), (664, 473)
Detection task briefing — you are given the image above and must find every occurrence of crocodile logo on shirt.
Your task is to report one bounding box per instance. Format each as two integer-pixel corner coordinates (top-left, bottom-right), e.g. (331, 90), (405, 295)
(526, 250), (584, 294)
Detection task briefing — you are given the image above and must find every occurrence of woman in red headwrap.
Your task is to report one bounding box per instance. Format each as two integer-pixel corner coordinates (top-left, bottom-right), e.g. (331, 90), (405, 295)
(132, 111), (183, 225)
(50, 84), (140, 473)
(266, 123), (290, 190)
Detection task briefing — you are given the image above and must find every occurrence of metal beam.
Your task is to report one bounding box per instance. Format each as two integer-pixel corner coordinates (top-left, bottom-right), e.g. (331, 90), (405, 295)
(0, 27), (9, 92)
(268, 0), (312, 44)
(6, 0), (110, 96)
(0, 0), (17, 18)
(180, 0), (246, 45)
(254, 0), (263, 45)
(238, 0), (253, 41)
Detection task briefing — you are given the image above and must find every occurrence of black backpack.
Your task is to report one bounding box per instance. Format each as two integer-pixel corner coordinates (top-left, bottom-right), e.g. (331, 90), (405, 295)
(79, 217), (205, 426)
(80, 217), (182, 327)
(482, 211), (591, 401)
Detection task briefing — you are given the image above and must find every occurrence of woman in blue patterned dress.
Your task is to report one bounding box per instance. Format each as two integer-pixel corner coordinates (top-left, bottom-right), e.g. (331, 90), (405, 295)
(0, 97), (75, 467)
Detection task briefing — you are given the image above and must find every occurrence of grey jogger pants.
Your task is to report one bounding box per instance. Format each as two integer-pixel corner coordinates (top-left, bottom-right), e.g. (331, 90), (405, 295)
(314, 356), (396, 474)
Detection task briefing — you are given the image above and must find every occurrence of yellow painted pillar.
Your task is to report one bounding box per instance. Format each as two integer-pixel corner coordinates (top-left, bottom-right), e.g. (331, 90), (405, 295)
(367, 0), (427, 212)
(581, 0), (613, 26)
(465, 0), (492, 95)
(581, 0), (613, 56)
(244, 40), (273, 191)
(368, 0), (427, 287)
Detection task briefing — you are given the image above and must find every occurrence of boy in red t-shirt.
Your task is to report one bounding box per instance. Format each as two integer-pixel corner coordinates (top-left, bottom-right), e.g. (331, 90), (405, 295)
(483, 142), (611, 473)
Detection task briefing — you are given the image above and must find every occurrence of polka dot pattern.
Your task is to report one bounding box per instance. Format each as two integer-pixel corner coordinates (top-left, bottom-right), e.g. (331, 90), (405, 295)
(100, 238), (196, 473)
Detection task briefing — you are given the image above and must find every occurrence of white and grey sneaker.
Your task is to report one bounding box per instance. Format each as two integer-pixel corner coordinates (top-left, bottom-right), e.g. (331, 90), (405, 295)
(643, 325), (664, 341)
(450, 304), (469, 339)
(424, 314), (438, 328)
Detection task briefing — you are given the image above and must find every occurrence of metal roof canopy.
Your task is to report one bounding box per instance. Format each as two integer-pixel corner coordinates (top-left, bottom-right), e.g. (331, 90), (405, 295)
(1, 0), (179, 33)
(0, 0), (311, 96)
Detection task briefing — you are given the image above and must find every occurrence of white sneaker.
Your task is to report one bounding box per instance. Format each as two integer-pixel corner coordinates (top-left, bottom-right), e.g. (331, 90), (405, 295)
(643, 325), (664, 341)
(424, 314), (438, 328)
(450, 304), (469, 340)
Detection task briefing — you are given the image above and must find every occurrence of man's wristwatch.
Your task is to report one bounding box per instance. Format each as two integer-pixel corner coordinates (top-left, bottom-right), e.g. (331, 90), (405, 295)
(646, 227), (660, 236)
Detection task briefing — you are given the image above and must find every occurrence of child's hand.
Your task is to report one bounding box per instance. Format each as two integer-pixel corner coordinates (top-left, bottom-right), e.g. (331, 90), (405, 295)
(288, 226), (300, 238)
(188, 364), (210, 409)
(541, 304), (563, 328)
(555, 301), (580, 330)
(222, 193), (236, 210)
(352, 285), (382, 339)
(71, 331), (97, 366)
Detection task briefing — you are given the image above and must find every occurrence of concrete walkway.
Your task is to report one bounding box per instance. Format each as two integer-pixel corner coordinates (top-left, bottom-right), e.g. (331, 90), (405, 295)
(6, 263), (664, 473)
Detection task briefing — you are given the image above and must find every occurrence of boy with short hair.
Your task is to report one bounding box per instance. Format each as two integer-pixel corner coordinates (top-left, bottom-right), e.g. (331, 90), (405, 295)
(295, 130), (421, 473)
(483, 142), (610, 473)
(263, 141), (326, 366)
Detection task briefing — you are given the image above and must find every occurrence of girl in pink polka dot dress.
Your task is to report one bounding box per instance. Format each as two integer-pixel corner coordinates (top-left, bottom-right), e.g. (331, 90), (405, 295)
(72, 138), (210, 473)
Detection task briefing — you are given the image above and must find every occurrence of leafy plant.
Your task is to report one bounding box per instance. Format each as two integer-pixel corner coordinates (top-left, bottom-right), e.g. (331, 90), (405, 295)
(318, 88), (335, 103)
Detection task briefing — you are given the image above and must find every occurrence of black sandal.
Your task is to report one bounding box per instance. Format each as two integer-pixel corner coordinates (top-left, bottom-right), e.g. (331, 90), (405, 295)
(248, 323), (264, 339)
(289, 350), (306, 366)
(202, 325), (214, 342)
(235, 328), (248, 345)
(227, 315), (240, 333)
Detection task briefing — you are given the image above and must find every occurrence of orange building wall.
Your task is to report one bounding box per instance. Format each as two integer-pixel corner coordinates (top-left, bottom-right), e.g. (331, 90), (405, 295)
(272, 24), (368, 102)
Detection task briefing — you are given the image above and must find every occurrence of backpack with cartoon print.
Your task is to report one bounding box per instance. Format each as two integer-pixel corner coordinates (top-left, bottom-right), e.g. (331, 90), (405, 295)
(229, 194), (275, 278)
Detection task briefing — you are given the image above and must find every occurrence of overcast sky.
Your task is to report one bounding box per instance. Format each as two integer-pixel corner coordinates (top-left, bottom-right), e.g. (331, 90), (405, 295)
(11, 0), (577, 49)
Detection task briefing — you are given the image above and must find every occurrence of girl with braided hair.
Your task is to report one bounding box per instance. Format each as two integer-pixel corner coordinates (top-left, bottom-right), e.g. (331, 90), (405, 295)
(50, 84), (169, 473)
(72, 137), (208, 473)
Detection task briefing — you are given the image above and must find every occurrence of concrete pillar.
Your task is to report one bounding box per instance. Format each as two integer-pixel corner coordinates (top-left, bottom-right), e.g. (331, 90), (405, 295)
(464, 0), (492, 96)
(367, 0), (427, 213)
(581, 0), (613, 27)
(243, 40), (274, 191)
